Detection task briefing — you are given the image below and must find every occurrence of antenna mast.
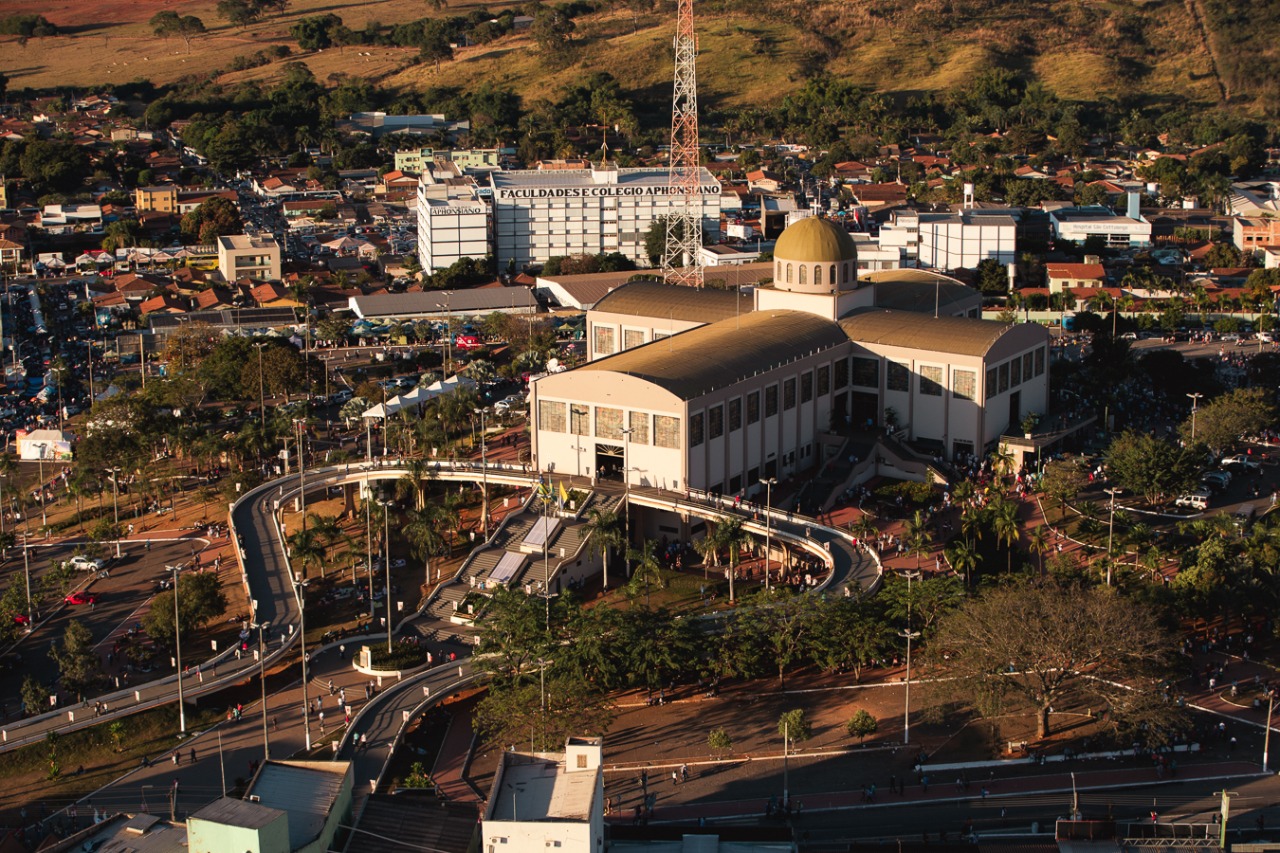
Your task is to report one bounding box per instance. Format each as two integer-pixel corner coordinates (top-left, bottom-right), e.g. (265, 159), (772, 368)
(662, 0), (704, 287)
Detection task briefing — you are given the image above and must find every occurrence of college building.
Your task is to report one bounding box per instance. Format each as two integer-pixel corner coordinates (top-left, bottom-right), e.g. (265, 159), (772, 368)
(530, 217), (1050, 496)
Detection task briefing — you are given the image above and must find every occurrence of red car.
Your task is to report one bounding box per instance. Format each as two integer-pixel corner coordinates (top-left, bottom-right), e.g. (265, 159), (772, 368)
(12, 613), (28, 625)
(64, 592), (98, 606)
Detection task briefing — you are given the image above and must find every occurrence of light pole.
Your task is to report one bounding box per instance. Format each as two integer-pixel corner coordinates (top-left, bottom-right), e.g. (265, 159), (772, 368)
(294, 419), (308, 540)
(760, 477), (777, 591)
(33, 447), (47, 529)
(293, 580), (312, 751)
(167, 565), (186, 734)
(108, 467), (122, 559)
(536, 657), (551, 751)
(365, 471), (374, 602)
(1264, 691), (1274, 774)
(901, 570), (922, 745)
(436, 292), (453, 375)
(1104, 487), (1122, 586)
(21, 535), (32, 628)
(255, 342), (268, 428)
(475, 407), (490, 539)
(621, 428), (632, 579)
(1187, 392), (1203, 441)
(253, 620), (272, 760)
(384, 501), (393, 653)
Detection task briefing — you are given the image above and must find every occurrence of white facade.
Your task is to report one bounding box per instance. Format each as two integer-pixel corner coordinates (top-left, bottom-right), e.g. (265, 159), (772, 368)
(1050, 206), (1152, 249)
(483, 739), (604, 853)
(917, 212), (1017, 271)
(878, 211), (920, 263)
(491, 164), (722, 268)
(217, 234), (281, 282)
(851, 234), (902, 271)
(416, 196), (490, 270)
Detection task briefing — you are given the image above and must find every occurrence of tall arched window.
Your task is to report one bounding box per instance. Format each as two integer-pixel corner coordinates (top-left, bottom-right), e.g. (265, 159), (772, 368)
(843, 262), (851, 283)
(776, 262), (782, 281)
(798, 265), (807, 286)
(786, 264), (793, 284)
(830, 264), (837, 286)
(814, 265), (823, 287)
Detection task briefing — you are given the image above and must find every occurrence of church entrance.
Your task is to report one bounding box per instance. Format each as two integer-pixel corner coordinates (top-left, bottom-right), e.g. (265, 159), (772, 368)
(596, 443), (624, 481)
(849, 391), (879, 429)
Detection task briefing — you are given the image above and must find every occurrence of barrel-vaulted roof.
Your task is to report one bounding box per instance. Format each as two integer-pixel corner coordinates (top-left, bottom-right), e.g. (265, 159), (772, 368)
(578, 310), (847, 400)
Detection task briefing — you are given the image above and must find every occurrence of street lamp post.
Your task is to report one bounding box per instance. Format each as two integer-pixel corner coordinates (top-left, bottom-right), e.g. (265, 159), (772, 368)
(168, 565), (186, 734)
(621, 428), (632, 579)
(21, 536), (32, 627)
(108, 467), (122, 559)
(475, 407), (490, 539)
(294, 580), (311, 751)
(436, 292), (453, 376)
(1187, 392), (1203, 441)
(901, 570), (922, 745)
(1104, 487), (1122, 586)
(253, 620), (272, 760)
(294, 419), (308, 540)
(760, 477), (777, 591)
(255, 342), (268, 428)
(384, 501), (393, 653)
(1263, 691), (1274, 774)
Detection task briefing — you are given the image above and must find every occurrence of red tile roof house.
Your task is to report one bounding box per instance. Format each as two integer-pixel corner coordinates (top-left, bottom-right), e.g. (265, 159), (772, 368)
(139, 294), (187, 315)
(1046, 263), (1106, 293)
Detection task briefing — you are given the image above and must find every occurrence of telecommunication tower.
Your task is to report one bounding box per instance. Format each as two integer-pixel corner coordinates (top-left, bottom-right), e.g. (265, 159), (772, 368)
(661, 0), (704, 287)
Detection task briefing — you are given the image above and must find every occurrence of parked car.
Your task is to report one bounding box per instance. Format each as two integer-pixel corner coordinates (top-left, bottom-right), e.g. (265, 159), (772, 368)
(68, 555), (105, 572)
(1175, 492), (1211, 510)
(64, 592), (98, 606)
(1200, 470), (1232, 491)
(1221, 454), (1261, 471)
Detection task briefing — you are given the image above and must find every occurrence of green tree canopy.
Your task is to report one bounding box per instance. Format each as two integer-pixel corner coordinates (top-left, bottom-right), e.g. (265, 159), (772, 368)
(1104, 431), (1200, 505)
(140, 572), (228, 645)
(1180, 387), (1275, 454)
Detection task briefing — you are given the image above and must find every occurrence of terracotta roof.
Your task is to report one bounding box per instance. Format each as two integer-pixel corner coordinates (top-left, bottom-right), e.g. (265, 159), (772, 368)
(1046, 263), (1105, 279)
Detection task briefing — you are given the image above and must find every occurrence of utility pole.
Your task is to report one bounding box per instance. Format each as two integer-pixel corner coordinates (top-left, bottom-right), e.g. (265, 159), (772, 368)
(1264, 692), (1274, 774)
(760, 477), (776, 591)
(901, 570), (921, 745)
(1187, 392), (1203, 441)
(1216, 790), (1236, 849)
(168, 565), (186, 734)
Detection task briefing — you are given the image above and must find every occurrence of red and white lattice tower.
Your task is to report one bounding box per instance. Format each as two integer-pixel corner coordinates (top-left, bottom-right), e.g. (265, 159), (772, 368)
(661, 0), (704, 287)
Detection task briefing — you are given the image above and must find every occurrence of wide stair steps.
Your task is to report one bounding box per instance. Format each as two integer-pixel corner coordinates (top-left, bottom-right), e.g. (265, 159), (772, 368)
(511, 521), (588, 588)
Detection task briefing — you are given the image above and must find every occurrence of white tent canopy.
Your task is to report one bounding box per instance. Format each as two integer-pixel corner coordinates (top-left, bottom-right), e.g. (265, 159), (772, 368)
(362, 374), (477, 419)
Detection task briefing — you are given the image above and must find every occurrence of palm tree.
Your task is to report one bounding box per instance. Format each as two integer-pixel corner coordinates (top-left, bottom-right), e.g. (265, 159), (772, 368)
(627, 539), (665, 608)
(582, 507), (623, 590)
(849, 513), (877, 547)
(991, 497), (1021, 574)
(404, 506), (448, 584)
(1026, 524), (1050, 578)
(286, 528), (325, 580)
(949, 539), (979, 587)
(396, 458), (433, 510)
(960, 505), (985, 553)
(904, 510), (931, 572)
(989, 444), (1016, 484)
(308, 513), (347, 575)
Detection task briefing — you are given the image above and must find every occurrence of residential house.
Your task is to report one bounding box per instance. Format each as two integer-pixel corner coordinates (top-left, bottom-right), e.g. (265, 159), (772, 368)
(139, 294), (187, 315)
(1046, 263), (1106, 293)
(1233, 216), (1280, 257)
(746, 169), (784, 194)
(217, 234), (282, 282)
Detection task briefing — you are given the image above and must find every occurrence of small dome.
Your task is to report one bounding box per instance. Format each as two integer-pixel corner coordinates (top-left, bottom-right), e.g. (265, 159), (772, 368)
(774, 217), (857, 263)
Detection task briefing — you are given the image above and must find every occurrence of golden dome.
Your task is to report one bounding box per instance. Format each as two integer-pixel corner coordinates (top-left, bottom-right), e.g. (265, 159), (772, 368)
(774, 216), (857, 264)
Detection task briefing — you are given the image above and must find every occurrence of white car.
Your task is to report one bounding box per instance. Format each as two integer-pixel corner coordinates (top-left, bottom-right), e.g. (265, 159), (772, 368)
(68, 555), (105, 572)
(1221, 454), (1261, 470)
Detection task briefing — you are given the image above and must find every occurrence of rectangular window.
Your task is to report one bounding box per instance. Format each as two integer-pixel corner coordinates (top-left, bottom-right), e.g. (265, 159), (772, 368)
(1022, 352), (1034, 381)
(595, 406), (623, 440)
(570, 404), (590, 435)
(817, 364), (830, 397)
(689, 412), (704, 447)
(655, 415), (681, 449)
(538, 400), (566, 432)
(729, 474), (742, 494)
(985, 367), (998, 400)
(765, 385), (779, 417)
(592, 326), (615, 356)
(623, 329), (646, 350)
(746, 391), (760, 425)
(1034, 346), (1046, 376)
(1010, 357), (1022, 387)
(920, 365), (943, 396)
(998, 363), (1009, 393)
(953, 369), (976, 402)
(800, 371), (813, 403)
(708, 405), (724, 439)
(728, 398), (742, 432)
(833, 358), (848, 390)
(628, 410), (649, 445)
(851, 357), (878, 388)
(783, 378), (797, 410)
(887, 361), (909, 392)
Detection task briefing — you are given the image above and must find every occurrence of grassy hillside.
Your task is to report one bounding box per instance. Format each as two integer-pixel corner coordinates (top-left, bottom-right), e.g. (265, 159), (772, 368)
(0, 0), (1264, 116)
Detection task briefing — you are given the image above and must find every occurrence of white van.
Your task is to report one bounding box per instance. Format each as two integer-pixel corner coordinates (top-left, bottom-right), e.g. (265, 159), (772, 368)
(1175, 492), (1210, 511)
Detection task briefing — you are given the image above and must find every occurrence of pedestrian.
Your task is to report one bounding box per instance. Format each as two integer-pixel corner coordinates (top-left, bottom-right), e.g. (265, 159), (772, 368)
(171, 752), (179, 766)
(189, 748), (196, 764)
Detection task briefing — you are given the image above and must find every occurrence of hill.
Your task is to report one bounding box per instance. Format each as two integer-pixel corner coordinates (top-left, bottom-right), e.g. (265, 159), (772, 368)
(0, 0), (1273, 118)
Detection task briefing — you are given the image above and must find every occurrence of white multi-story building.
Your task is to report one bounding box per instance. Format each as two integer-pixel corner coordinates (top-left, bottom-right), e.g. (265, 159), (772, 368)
(1049, 193), (1151, 249)
(217, 234), (281, 282)
(482, 738), (604, 853)
(916, 211), (1017, 271)
(416, 197), (490, 270)
(490, 162), (722, 268)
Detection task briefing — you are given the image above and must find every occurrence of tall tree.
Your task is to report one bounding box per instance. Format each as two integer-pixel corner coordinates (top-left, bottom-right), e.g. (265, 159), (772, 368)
(931, 581), (1177, 739)
(49, 621), (99, 698)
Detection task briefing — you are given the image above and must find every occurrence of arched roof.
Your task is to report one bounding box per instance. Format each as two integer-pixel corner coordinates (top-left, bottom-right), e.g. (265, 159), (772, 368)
(774, 217), (858, 264)
(579, 310), (847, 400)
(590, 280), (753, 323)
(839, 309), (1041, 358)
